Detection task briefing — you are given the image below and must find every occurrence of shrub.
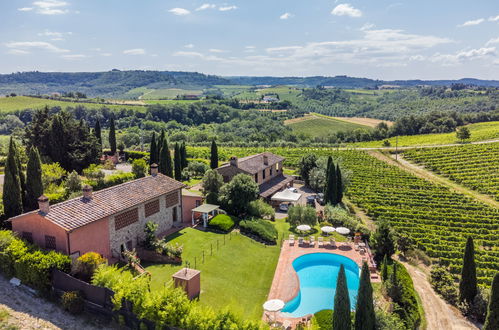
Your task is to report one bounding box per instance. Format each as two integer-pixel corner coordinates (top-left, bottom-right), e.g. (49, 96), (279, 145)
(144, 221), (159, 250)
(430, 266), (458, 305)
(288, 205), (317, 227)
(61, 291), (84, 314)
(239, 219), (278, 244)
(125, 150), (149, 161)
(208, 214), (236, 232)
(313, 309), (333, 329)
(132, 158), (148, 178)
(375, 308), (405, 330)
(248, 199), (275, 219)
(72, 252), (107, 283)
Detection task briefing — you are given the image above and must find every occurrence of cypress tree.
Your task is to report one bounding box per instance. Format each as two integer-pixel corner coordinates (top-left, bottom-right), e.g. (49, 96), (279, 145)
(355, 262), (376, 330)
(149, 132), (157, 165)
(157, 129), (165, 157)
(15, 144), (26, 207)
(388, 262), (403, 303)
(332, 265), (351, 330)
(483, 272), (499, 330)
(459, 237), (478, 304)
(336, 164), (343, 204)
(49, 114), (67, 167)
(109, 117), (117, 154)
(25, 147), (44, 211)
(174, 143), (182, 181)
(180, 142), (188, 170)
(3, 137), (23, 219)
(381, 255), (389, 282)
(325, 159), (337, 205)
(94, 119), (102, 146)
(210, 140), (218, 169)
(324, 156), (332, 196)
(159, 139), (173, 177)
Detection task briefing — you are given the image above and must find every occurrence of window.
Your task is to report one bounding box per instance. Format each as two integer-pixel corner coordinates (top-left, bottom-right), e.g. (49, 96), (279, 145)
(254, 173), (258, 182)
(195, 199), (201, 207)
(145, 199), (160, 217)
(173, 207), (178, 222)
(115, 208), (139, 230)
(165, 192), (179, 208)
(270, 167), (273, 176)
(22, 232), (33, 243)
(262, 169), (266, 180)
(276, 162), (280, 172)
(45, 235), (56, 250)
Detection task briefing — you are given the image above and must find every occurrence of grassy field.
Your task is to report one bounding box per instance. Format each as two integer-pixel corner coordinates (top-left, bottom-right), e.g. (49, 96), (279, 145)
(352, 121), (499, 147)
(0, 96), (145, 113)
(143, 99), (200, 105)
(286, 114), (371, 138)
(124, 87), (203, 100)
(234, 86), (303, 103)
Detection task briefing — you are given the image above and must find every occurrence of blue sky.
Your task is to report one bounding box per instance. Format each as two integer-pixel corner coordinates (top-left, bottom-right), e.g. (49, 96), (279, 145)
(1, 0), (499, 79)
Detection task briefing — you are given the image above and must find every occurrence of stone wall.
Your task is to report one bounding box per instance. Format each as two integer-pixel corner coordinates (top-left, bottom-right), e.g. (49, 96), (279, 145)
(108, 189), (182, 258)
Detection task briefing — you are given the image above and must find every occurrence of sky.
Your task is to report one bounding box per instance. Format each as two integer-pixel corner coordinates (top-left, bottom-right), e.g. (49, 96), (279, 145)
(1, 0), (499, 80)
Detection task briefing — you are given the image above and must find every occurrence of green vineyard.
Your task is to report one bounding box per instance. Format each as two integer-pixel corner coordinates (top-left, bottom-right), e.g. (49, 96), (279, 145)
(187, 146), (499, 285)
(403, 143), (499, 201)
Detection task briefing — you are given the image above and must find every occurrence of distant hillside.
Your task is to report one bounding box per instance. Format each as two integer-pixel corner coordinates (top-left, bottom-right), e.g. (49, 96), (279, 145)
(1, 70), (498, 98)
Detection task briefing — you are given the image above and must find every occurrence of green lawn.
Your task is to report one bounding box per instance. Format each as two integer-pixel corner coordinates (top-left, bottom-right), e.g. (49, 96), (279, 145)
(287, 115), (371, 138)
(351, 121), (499, 147)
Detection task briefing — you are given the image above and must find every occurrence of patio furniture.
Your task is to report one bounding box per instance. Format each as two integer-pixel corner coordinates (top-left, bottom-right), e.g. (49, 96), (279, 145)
(360, 248), (366, 255)
(304, 237), (310, 247)
(354, 244), (360, 251)
(321, 226), (335, 236)
(309, 236), (315, 247)
(318, 236), (324, 247)
(289, 235), (295, 246)
(298, 237), (304, 246)
(329, 237), (336, 248)
(282, 320), (292, 329)
(296, 224), (311, 233)
(263, 299), (285, 328)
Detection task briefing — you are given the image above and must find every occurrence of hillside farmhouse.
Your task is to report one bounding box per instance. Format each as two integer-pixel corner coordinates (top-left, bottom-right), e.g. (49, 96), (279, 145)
(10, 164), (186, 261)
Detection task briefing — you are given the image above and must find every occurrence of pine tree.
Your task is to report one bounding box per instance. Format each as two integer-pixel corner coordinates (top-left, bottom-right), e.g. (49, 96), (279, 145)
(332, 265), (351, 330)
(159, 139), (173, 177)
(109, 117), (117, 154)
(210, 140), (218, 169)
(459, 237), (478, 304)
(336, 164), (343, 204)
(3, 138), (23, 219)
(180, 142), (188, 170)
(25, 147), (44, 211)
(483, 272), (499, 330)
(174, 143), (182, 181)
(149, 132), (157, 165)
(94, 119), (102, 146)
(355, 262), (376, 330)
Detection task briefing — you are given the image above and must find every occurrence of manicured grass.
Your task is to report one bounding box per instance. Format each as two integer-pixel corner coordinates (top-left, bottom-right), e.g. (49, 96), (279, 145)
(352, 121), (499, 147)
(287, 115), (370, 138)
(0, 96), (145, 113)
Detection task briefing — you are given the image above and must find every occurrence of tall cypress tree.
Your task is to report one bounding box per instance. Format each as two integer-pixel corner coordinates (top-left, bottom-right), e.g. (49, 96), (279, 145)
(49, 114), (67, 167)
(25, 147), (44, 211)
(15, 144), (26, 207)
(174, 143), (182, 181)
(355, 262), (376, 330)
(325, 159), (337, 205)
(159, 139), (173, 177)
(157, 129), (165, 157)
(210, 140), (218, 169)
(459, 237), (478, 304)
(336, 164), (343, 204)
(381, 255), (389, 282)
(483, 272), (499, 330)
(149, 132), (157, 165)
(180, 142), (188, 170)
(94, 119), (102, 146)
(332, 265), (351, 330)
(109, 117), (117, 154)
(3, 138), (23, 219)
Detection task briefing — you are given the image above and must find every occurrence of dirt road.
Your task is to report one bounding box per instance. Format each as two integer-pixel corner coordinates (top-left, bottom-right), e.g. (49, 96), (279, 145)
(400, 261), (477, 330)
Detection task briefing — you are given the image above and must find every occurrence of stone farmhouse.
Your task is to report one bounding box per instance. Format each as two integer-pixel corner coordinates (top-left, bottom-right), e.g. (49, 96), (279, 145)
(216, 152), (294, 200)
(10, 164), (185, 261)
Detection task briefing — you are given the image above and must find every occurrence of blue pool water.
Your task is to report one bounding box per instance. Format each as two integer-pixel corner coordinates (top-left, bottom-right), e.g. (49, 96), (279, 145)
(281, 253), (360, 317)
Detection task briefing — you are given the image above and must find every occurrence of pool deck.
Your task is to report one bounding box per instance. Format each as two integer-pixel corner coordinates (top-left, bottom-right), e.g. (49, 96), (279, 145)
(264, 240), (380, 328)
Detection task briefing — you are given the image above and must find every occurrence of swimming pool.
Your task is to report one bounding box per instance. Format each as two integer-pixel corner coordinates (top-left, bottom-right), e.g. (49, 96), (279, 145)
(281, 253), (360, 317)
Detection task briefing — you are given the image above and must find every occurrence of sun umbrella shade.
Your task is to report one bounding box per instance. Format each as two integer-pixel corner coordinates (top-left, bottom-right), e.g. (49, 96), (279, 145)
(336, 227), (350, 235)
(263, 299), (285, 312)
(321, 226), (336, 234)
(296, 224), (311, 232)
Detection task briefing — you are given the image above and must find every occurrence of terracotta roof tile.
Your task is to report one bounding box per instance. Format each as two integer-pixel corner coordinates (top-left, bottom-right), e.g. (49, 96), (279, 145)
(218, 152), (284, 174)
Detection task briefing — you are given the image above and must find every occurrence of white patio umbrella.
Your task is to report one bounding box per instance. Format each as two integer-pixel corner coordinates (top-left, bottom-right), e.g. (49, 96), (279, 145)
(336, 227), (350, 235)
(296, 224), (311, 232)
(321, 226), (336, 235)
(263, 299), (285, 326)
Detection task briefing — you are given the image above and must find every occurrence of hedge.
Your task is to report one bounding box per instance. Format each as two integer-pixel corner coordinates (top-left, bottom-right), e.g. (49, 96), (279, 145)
(208, 214), (236, 232)
(313, 309), (333, 329)
(0, 230), (71, 293)
(239, 219), (278, 244)
(124, 150), (149, 161)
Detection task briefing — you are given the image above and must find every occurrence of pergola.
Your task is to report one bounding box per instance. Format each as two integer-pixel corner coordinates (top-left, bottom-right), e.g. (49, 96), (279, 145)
(191, 204), (222, 227)
(271, 189), (302, 203)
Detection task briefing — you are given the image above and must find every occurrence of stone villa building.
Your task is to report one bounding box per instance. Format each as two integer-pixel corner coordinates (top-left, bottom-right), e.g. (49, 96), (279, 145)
(10, 165), (185, 261)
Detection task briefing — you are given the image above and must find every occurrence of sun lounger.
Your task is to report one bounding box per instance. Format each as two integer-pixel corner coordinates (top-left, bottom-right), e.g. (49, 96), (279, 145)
(282, 320), (292, 330)
(289, 235), (295, 246)
(329, 237), (336, 248)
(298, 237), (304, 246)
(360, 248), (366, 255)
(354, 244), (360, 251)
(318, 236), (324, 247)
(304, 237), (310, 247)
(309, 236), (315, 247)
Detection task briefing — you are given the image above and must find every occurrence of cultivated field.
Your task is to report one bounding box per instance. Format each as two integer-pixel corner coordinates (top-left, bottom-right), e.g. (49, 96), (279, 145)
(285, 114), (371, 138)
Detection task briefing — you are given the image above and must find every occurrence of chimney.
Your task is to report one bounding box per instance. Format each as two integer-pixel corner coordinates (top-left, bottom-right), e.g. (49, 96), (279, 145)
(151, 163), (159, 176)
(82, 185), (93, 200)
(229, 156), (238, 167)
(38, 195), (50, 214)
(263, 154), (269, 166)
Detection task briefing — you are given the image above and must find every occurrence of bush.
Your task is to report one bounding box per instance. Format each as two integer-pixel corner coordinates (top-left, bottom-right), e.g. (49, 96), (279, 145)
(313, 309), (333, 329)
(239, 219), (278, 244)
(375, 308), (405, 330)
(72, 252), (107, 283)
(61, 291), (84, 314)
(288, 205), (317, 227)
(132, 158), (148, 178)
(208, 214), (236, 232)
(248, 199), (275, 219)
(430, 266), (458, 305)
(124, 150), (149, 161)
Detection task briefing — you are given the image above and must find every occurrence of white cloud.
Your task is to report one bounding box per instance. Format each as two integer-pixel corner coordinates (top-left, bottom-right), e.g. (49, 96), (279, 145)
(331, 4), (362, 18)
(37, 30), (72, 41)
(458, 18), (485, 27)
(184, 44), (195, 49)
(173, 51), (204, 58)
(18, 7), (33, 12)
(486, 37), (499, 46)
(209, 48), (226, 53)
(280, 13), (293, 20)
(61, 54), (86, 60)
(32, 0), (69, 15)
(360, 23), (375, 31)
(5, 41), (69, 53)
(196, 4), (216, 11)
(100, 53), (112, 57)
(489, 15), (499, 22)
(430, 47), (496, 65)
(219, 6), (237, 12)
(7, 49), (30, 55)
(169, 8), (190, 16)
(123, 48), (146, 55)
